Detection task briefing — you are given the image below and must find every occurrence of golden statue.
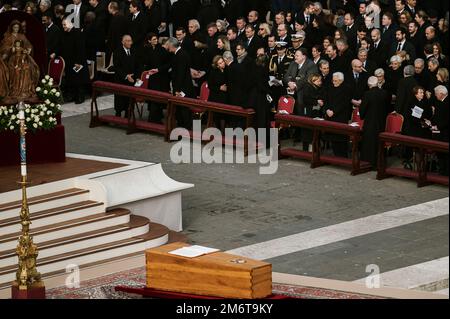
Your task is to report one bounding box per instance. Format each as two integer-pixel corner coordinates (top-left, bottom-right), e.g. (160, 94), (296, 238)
(0, 20), (33, 60)
(5, 40), (40, 102)
(0, 58), (8, 99)
(0, 20), (38, 103)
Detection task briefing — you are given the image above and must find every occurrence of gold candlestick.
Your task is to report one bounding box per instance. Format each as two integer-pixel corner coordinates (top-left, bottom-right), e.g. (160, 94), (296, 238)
(11, 101), (45, 299)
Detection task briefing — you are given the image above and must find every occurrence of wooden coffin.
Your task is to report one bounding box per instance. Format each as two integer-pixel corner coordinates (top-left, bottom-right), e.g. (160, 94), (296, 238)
(146, 242), (272, 299)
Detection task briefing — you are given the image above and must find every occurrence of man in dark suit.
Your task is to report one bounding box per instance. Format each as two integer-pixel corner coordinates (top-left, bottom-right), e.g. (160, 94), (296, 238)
(106, 1), (129, 59)
(128, 0), (147, 48)
(88, 0), (108, 51)
(42, 12), (62, 60)
(370, 28), (389, 68)
(432, 86), (449, 176)
(380, 12), (397, 44)
(346, 59), (369, 111)
(113, 34), (140, 117)
(276, 23), (291, 48)
(395, 65), (418, 115)
(343, 12), (357, 51)
(175, 27), (194, 58)
(244, 24), (265, 59)
(166, 37), (194, 129)
(360, 76), (390, 168)
(389, 27), (416, 63)
(296, 1), (315, 32)
(283, 48), (318, 114)
(357, 48), (376, 76)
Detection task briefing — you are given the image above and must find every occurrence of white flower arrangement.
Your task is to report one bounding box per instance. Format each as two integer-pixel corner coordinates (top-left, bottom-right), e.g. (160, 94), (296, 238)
(0, 103), (61, 132)
(0, 75), (62, 132)
(36, 75), (63, 105)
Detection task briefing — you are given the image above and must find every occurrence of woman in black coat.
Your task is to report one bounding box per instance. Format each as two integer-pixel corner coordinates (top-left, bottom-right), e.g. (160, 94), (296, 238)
(142, 33), (171, 122)
(208, 55), (228, 104)
(208, 55), (229, 129)
(301, 73), (325, 151)
(324, 72), (352, 157)
(403, 86), (433, 139)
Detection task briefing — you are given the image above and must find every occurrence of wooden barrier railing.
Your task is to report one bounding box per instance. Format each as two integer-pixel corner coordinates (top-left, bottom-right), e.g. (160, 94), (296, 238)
(90, 81), (256, 147)
(168, 96), (256, 154)
(90, 81), (173, 138)
(275, 114), (371, 175)
(377, 132), (449, 187)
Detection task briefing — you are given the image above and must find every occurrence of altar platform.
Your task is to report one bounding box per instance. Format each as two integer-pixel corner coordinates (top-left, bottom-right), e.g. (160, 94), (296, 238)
(0, 154), (193, 298)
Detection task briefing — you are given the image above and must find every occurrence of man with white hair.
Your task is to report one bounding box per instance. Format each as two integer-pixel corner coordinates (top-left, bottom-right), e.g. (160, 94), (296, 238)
(414, 58), (432, 90)
(432, 85), (449, 175)
(360, 76), (390, 168)
(325, 72), (352, 157)
(395, 65), (418, 115)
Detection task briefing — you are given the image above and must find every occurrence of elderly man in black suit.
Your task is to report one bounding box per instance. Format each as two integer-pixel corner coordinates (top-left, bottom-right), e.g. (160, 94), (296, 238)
(360, 76), (390, 168)
(432, 85), (449, 176)
(346, 59), (369, 112)
(113, 34), (140, 117)
(166, 37), (194, 129)
(395, 65), (418, 116)
(324, 72), (352, 157)
(283, 48), (318, 115)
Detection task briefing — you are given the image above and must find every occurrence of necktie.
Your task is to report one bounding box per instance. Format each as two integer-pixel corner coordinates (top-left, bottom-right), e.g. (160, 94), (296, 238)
(397, 42), (402, 51)
(355, 73), (359, 82)
(132, 14), (136, 21)
(126, 49), (130, 56)
(374, 42), (378, 49)
(278, 57), (282, 64)
(347, 26), (350, 32)
(383, 27), (387, 33)
(306, 15), (309, 24)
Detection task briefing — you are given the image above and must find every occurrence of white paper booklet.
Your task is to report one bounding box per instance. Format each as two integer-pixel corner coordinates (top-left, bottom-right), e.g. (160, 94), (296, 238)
(168, 245), (219, 258)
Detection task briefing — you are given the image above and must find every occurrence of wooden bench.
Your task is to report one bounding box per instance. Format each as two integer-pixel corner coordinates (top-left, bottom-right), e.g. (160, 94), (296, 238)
(275, 114), (371, 175)
(168, 96), (257, 154)
(377, 132), (449, 187)
(90, 81), (173, 138)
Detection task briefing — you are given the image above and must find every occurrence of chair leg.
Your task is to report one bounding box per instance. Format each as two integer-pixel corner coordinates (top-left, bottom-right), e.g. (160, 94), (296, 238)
(136, 102), (144, 119)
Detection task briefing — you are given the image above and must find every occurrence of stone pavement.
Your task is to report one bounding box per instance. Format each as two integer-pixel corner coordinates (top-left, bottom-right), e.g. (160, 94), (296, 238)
(61, 102), (449, 294)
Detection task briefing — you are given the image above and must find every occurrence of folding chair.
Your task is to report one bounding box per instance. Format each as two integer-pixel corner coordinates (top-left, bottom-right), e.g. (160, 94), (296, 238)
(47, 56), (65, 88)
(351, 107), (364, 128)
(271, 95), (295, 128)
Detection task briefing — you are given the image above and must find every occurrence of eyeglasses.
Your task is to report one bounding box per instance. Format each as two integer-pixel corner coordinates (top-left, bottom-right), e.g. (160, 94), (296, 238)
(259, 28), (265, 30)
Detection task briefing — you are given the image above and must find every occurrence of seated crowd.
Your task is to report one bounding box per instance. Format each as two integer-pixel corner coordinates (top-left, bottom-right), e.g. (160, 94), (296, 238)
(2, 0), (448, 174)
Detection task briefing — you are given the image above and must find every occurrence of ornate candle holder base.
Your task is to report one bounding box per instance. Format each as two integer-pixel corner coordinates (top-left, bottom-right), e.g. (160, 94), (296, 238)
(11, 280), (46, 299)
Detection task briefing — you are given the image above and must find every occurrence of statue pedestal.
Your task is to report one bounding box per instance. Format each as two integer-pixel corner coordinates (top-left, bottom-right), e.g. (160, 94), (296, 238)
(11, 281), (46, 299)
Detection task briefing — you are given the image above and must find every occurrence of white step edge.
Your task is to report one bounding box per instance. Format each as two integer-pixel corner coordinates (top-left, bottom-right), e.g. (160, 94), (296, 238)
(1, 192), (91, 220)
(0, 212), (129, 252)
(0, 223), (149, 268)
(0, 233), (168, 285)
(0, 203), (106, 235)
(81, 163), (194, 208)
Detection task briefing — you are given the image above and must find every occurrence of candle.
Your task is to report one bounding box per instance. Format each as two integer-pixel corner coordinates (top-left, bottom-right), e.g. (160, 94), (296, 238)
(18, 110), (25, 120)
